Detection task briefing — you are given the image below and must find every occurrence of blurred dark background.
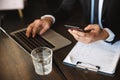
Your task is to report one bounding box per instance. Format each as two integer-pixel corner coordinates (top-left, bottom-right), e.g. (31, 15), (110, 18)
(0, 0), (81, 32)
(0, 0), (63, 32)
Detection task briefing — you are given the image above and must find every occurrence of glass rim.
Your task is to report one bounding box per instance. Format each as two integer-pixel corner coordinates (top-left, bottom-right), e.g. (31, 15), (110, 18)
(31, 47), (53, 61)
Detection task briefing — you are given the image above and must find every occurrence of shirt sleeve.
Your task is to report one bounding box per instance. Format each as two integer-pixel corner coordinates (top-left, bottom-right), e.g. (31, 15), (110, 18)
(41, 15), (56, 24)
(104, 28), (115, 42)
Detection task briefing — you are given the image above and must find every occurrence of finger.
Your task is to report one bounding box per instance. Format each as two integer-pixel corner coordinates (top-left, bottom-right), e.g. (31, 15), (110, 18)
(68, 29), (76, 36)
(31, 19), (43, 37)
(26, 23), (34, 37)
(71, 29), (86, 37)
(32, 26), (39, 38)
(68, 29), (80, 40)
(32, 21), (42, 37)
(85, 24), (100, 32)
(84, 24), (95, 31)
(39, 25), (50, 35)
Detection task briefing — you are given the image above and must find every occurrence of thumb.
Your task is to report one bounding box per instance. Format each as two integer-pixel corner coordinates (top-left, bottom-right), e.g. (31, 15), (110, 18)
(84, 24), (95, 31)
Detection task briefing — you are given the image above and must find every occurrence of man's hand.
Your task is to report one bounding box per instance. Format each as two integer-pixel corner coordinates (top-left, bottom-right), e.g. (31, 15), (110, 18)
(26, 17), (53, 38)
(68, 24), (109, 44)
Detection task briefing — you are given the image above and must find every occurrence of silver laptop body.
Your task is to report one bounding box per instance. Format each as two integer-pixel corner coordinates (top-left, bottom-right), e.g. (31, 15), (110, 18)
(9, 28), (72, 54)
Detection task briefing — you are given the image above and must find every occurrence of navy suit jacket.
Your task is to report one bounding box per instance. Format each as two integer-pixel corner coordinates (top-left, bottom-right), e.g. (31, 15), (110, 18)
(52, 0), (120, 43)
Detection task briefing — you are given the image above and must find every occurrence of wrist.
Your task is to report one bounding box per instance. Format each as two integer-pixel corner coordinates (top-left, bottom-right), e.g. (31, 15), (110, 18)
(103, 28), (115, 42)
(41, 17), (53, 26)
(102, 29), (109, 40)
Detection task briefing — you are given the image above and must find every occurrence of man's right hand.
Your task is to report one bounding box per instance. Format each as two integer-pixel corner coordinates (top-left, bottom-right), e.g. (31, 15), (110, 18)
(26, 17), (53, 38)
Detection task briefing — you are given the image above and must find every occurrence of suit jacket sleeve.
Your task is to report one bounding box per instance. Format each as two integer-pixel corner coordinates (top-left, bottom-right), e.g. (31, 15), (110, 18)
(52, 0), (77, 22)
(102, 0), (120, 43)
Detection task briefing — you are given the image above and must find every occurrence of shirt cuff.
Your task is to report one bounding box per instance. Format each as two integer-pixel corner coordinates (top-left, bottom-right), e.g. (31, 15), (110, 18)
(41, 15), (55, 24)
(104, 28), (115, 42)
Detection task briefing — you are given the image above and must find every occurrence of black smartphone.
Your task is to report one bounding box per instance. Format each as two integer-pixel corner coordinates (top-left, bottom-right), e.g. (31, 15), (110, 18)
(64, 24), (91, 33)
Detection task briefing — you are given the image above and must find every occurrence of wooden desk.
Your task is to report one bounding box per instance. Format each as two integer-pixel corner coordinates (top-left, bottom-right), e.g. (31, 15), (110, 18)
(1, 20), (120, 80)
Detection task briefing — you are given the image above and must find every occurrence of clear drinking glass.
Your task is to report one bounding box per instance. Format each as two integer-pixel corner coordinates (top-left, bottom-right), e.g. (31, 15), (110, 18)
(31, 47), (53, 75)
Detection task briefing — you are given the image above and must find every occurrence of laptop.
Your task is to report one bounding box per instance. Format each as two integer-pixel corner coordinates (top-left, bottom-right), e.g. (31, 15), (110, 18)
(0, 0), (71, 55)
(0, 26), (72, 54)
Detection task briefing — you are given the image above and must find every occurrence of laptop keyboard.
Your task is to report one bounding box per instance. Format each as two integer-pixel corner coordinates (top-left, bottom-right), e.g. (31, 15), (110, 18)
(11, 30), (55, 53)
